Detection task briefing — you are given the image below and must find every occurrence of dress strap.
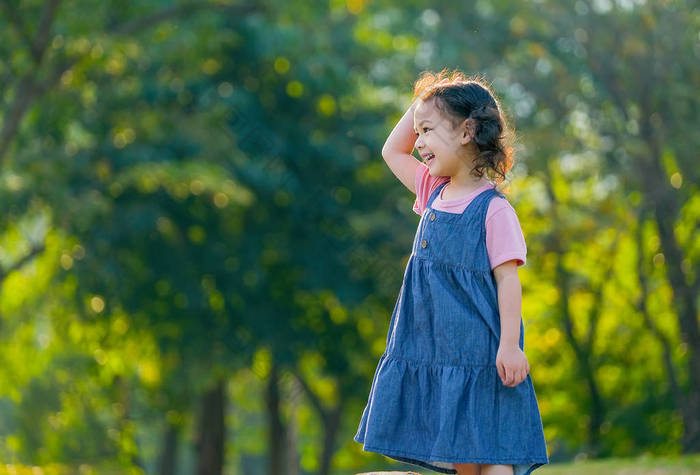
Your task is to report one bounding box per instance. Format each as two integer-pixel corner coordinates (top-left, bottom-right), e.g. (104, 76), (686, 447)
(456, 185), (505, 218)
(426, 181), (449, 210)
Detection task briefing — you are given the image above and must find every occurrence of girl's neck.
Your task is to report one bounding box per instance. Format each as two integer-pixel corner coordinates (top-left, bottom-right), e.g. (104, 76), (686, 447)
(440, 175), (492, 201)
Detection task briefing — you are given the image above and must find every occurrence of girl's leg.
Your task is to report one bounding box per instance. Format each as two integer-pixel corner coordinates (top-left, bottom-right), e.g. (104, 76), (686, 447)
(453, 463), (481, 475)
(479, 464), (514, 475)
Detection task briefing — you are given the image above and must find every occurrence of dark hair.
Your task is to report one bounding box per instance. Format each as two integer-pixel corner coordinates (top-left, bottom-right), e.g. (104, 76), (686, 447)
(412, 68), (514, 186)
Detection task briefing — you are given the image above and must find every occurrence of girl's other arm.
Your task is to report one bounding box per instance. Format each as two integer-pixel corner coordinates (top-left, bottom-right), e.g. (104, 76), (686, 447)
(493, 261), (530, 387)
(493, 260), (523, 349)
(382, 100), (422, 194)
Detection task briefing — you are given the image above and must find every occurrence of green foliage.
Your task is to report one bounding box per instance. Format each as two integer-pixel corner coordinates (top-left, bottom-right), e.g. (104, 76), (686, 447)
(0, 0), (698, 473)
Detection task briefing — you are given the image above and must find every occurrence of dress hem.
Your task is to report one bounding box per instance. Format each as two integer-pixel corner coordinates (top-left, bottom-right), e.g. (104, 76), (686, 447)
(389, 453), (546, 475)
(355, 436), (548, 474)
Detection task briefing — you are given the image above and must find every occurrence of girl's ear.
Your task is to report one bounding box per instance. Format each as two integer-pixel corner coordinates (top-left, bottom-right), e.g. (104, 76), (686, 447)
(459, 118), (476, 145)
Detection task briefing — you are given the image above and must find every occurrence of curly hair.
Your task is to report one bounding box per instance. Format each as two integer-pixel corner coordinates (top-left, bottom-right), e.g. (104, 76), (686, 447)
(412, 68), (515, 186)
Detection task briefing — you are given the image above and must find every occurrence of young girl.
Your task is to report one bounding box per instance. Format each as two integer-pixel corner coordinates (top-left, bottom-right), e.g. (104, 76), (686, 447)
(353, 69), (549, 475)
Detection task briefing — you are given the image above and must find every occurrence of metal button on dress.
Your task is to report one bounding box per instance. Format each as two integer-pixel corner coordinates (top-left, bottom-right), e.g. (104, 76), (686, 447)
(421, 239), (427, 248)
(430, 212), (436, 221)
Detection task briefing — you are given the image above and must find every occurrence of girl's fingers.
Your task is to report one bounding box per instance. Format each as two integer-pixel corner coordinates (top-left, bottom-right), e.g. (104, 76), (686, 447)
(513, 368), (526, 386)
(501, 364), (531, 386)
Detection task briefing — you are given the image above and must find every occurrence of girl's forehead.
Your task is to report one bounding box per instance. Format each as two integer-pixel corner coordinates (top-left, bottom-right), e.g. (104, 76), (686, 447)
(414, 100), (440, 121)
(414, 101), (448, 128)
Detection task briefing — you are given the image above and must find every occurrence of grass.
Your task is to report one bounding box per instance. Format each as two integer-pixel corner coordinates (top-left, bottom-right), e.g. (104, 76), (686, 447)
(536, 453), (700, 474)
(351, 453), (700, 475)
(3, 454), (700, 475)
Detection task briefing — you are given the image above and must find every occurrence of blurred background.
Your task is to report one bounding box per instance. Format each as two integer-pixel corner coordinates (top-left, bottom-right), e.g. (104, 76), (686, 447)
(0, 0), (698, 474)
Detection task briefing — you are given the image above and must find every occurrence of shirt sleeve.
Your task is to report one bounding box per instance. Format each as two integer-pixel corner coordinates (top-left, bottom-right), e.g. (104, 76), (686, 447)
(485, 198), (527, 270)
(413, 163), (450, 215)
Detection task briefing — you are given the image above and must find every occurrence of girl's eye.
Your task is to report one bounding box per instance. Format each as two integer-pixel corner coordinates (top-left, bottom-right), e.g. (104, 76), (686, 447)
(423, 127), (430, 132)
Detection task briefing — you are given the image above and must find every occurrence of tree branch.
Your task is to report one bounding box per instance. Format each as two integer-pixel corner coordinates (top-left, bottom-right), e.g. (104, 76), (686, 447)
(0, 1), (263, 165)
(584, 230), (620, 354)
(0, 242), (46, 284)
(0, 0), (63, 162)
(32, 0), (63, 63)
(0, 0), (36, 56)
(109, 1), (262, 36)
(289, 368), (327, 420)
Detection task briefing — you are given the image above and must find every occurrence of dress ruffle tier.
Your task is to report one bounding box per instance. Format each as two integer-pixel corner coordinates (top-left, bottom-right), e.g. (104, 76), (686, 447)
(353, 352), (548, 475)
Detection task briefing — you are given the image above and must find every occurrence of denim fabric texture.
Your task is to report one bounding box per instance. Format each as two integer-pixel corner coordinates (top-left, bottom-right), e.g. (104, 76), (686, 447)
(353, 181), (549, 475)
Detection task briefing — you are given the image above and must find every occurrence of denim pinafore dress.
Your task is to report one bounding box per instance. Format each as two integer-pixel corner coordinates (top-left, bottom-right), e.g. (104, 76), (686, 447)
(354, 181), (549, 475)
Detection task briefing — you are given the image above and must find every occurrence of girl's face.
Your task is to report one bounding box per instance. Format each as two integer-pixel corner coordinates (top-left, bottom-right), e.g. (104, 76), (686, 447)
(413, 99), (473, 177)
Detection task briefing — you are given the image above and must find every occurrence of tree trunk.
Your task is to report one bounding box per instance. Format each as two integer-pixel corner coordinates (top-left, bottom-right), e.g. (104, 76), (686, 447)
(544, 179), (607, 457)
(158, 418), (179, 475)
(114, 375), (146, 470)
(318, 404), (344, 475)
(196, 379), (227, 475)
(651, 198), (700, 452)
(286, 375), (303, 475)
(634, 209), (683, 412)
(291, 369), (344, 475)
(638, 112), (700, 452)
(266, 361), (287, 475)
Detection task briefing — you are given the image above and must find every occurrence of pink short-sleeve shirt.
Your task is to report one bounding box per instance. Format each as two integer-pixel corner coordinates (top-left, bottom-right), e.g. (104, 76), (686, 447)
(412, 163), (527, 270)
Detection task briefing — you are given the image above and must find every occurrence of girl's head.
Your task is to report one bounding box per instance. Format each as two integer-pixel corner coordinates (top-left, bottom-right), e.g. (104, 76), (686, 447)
(411, 68), (514, 185)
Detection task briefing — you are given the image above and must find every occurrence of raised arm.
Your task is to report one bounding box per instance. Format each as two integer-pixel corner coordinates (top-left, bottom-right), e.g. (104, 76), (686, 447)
(381, 100), (422, 194)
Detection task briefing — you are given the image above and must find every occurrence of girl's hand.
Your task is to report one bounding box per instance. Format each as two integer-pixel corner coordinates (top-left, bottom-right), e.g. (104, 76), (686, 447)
(496, 345), (530, 387)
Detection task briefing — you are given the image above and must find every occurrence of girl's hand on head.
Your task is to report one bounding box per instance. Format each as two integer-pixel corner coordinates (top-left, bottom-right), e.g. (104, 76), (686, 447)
(496, 345), (530, 387)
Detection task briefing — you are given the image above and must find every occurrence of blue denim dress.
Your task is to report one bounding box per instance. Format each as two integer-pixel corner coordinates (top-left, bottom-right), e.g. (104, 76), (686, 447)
(354, 182), (549, 475)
